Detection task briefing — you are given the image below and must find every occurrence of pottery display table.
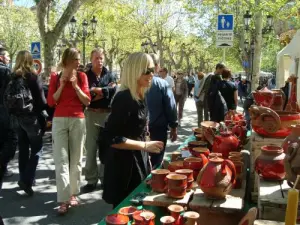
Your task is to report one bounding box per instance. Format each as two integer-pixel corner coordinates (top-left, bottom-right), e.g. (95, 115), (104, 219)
(257, 177), (299, 219)
(250, 131), (285, 194)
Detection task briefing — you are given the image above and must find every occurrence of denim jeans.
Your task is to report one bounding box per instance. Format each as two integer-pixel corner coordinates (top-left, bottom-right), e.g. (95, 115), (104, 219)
(12, 115), (43, 186)
(244, 109), (251, 130)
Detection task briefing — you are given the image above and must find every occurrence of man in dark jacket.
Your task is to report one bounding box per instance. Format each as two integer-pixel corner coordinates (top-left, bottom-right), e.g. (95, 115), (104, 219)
(0, 48), (17, 190)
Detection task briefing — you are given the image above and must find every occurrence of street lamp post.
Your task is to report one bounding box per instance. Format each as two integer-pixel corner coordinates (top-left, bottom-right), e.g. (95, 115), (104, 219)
(69, 15), (97, 66)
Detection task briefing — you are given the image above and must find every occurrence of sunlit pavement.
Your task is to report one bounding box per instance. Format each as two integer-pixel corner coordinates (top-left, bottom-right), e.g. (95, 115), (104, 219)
(0, 98), (242, 225)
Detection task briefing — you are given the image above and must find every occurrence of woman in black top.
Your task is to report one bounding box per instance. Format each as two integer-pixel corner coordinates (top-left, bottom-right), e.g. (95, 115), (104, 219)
(219, 68), (238, 111)
(102, 52), (164, 208)
(4, 50), (47, 196)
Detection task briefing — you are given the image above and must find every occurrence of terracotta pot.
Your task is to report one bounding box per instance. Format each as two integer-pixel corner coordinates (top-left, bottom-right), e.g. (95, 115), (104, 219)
(229, 151), (242, 158)
(166, 174), (187, 189)
(252, 87), (285, 110)
(171, 152), (182, 162)
(168, 204), (184, 225)
(160, 216), (175, 225)
(255, 145), (286, 180)
(284, 143), (300, 189)
(168, 161), (184, 172)
(151, 169), (169, 192)
(106, 214), (129, 225)
(200, 121), (220, 145)
(249, 105), (300, 138)
(183, 211), (199, 225)
(225, 111), (245, 122)
(195, 134), (205, 141)
(186, 180), (193, 191)
(208, 153), (222, 159)
(189, 147), (210, 158)
(232, 123), (247, 145)
(197, 156), (236, 199)
(212, 131), (240, 159)
(118, 206), (138, 219)
(175, 169), (194, 181)
(282, 125), (300, 153)
(183, 157), (208, 171)
(188, 141), (208, 149)
(167, 188), (187, 199)
(192, 127), (202, 135)
(133, 210), (155, 225)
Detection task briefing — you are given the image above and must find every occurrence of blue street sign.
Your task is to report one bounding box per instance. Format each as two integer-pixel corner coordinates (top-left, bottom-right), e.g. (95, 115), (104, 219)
(217, 14), (234, 31)
(31, 42), (41, 59)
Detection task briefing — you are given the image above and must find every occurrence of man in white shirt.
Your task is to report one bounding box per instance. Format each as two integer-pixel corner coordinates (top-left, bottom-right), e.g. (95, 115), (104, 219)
(194, 72), (207, 127)
(159, 67), (175, 92)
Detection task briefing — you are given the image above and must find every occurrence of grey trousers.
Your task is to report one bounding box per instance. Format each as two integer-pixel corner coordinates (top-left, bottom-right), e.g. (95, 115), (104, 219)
(196, 100), (209, 127)
(84, 110), (108, 184)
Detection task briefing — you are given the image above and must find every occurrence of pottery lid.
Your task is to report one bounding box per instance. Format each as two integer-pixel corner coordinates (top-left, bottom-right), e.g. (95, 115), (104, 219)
(220, 131), (233, 137)
(184, 157), (202, 162)
(209, 156), (224, 163)
(133, 210), (155, 221)
(175, 169), (193, 174)
(106, 214), (129, 224)
(192, 147), (209, 153)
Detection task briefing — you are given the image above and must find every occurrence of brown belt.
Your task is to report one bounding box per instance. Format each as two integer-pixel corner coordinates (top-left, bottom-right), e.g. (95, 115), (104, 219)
(87, 108), (111, 113)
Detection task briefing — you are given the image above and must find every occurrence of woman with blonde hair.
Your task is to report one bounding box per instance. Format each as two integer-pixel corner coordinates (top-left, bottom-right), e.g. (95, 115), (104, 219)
(47, 48), (90, 214)
(4, 50), (47, 196)
(102, 52), (164, 208)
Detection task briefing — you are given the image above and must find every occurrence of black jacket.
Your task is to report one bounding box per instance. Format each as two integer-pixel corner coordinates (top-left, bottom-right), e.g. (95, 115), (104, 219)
(0, 62), (11, 105)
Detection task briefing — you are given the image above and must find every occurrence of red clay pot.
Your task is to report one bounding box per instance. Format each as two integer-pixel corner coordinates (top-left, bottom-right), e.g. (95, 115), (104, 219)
(198, 156), (236, 199)
(168, 161), (184, 172)
(189, 147), (210, 158)
(160, 216), (175, 225)
(166, 174), (187, 189)
(175, 169), (194, 182)
(118, 206), (138, 219)
(133, 210), (155, 225)
(201, 121), (220, 145)
(168, 205), (184, 225)
(232, 123), (247, 145)
(188, 141), (208, 149)
(255, 145), (286, 180)
(212, 131), (240, 159)
(106, 214), (129, 225)
(167, 188), (187, 199)
(183, 157), (208, 171)
(208, 153), (222, 159)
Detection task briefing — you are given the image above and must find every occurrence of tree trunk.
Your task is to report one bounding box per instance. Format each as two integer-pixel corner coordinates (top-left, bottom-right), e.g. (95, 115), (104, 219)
(44, 34), (56, 74)
(252, 1), (263, 91)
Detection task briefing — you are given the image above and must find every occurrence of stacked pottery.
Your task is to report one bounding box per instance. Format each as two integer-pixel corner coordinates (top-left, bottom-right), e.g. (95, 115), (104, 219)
(255, 145), (286, 180)
(176, 169), (194, 191)
(150, 169), (170, 193)
(133, 210), (155, 225)
(168, 204), (184, 225)
(211, 131), (240, 159)
(183, 157), (208, 180)
(166, 174), (187, 199)
(197, 156), (236, 199)
(228, 152), (244, 189)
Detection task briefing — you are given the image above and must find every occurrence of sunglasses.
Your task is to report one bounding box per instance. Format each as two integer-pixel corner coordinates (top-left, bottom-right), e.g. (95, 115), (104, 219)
(144, 67), (154, 75)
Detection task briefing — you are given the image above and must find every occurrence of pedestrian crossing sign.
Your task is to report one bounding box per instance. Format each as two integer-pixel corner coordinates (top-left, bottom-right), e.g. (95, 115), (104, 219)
(31, 42), (41, 59)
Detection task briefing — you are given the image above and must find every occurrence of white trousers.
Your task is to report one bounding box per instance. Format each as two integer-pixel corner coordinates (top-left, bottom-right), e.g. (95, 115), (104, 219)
(52, 117), (86, 203)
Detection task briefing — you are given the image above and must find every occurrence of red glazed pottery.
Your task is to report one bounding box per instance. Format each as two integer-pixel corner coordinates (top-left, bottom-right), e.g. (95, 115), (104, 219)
(212, 131), (240, 159)
(249, 105), (300, 138)
(252, 87), (285, 110)
(133, 210), (155, 225)
(151, 169), (169, 192)
(208, 153), (222, 159)
(255, 145), (286, 180)
(197, 156), (236, 199)
(285, 76), (300, 112)
(225, 111), (245, 122)
(232, 123), (247, 145)
(282, 124), (300, 153)
(106, 214), (129, 225)
(175, 169), (194, 181)
(160, 216), (175, 225)
(183, 211), (199, 225)
(168, 204), (184, 225)
(183, 157), (208, 170)
(186, 180), (193, 191)
(166, 174), (187, 189)
(189, 147), (210, 158)
(200, 121), (220, 145)
(168, 161), (184, 172)
(167, 188), (187, 199)
(118, 206), (137, 219)
(188, 141), (207, 149)
(284, 143), (300, 189)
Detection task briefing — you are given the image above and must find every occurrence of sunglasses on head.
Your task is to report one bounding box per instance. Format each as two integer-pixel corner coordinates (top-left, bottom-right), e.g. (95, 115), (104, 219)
(144, 67), (154, 75)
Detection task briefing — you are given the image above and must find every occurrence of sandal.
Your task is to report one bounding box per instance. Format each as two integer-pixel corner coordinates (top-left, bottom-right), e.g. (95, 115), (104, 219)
(69, 196), (79, 207)
(57, 203), (69, 215)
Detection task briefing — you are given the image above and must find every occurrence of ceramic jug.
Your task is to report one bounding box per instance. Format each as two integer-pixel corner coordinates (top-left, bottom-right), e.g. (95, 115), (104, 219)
(211, 131), (240, 159)
(197, 156), (236, 199)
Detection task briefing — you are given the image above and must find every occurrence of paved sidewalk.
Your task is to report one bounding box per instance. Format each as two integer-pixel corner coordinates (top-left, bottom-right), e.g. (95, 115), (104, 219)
(0, 98), (199, 225)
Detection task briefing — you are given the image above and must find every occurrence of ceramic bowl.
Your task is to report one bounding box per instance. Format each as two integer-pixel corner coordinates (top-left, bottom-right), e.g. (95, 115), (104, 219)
(166, 174), (187, 189)
(160, 216), (175, 225)
(106, 214), (129, 225)
(118, 206), (138, 219)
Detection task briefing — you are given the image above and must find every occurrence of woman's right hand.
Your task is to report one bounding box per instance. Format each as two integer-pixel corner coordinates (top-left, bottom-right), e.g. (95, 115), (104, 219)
(144, 141), (164, 154)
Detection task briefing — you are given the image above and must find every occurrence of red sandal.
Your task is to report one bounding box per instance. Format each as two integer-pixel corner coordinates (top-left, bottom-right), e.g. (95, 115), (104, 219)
(57, 203), (69, 215)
